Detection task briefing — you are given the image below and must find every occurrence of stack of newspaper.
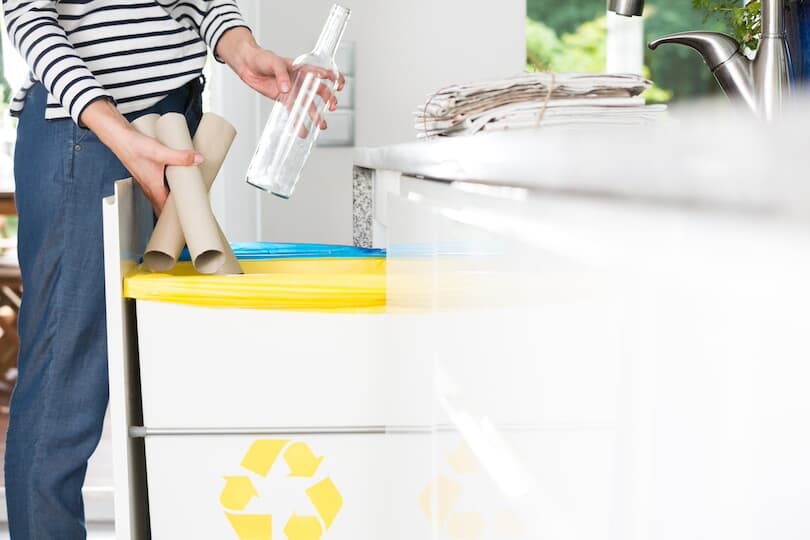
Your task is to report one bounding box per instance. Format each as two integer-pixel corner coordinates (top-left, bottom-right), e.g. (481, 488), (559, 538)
(415, 72), (667, 138)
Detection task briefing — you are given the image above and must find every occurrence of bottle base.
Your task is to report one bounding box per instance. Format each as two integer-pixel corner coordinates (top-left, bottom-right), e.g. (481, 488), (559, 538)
(246, 178), (270, 192)
(246, 178), (293, 200)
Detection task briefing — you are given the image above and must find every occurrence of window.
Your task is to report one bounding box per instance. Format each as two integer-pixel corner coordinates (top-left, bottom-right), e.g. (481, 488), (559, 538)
(527, 0), (734, 103)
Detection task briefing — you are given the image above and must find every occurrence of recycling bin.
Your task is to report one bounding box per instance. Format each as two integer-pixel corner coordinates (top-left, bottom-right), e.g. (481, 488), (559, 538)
(123, 246), (391, 539)
(103, 181), (548, 540)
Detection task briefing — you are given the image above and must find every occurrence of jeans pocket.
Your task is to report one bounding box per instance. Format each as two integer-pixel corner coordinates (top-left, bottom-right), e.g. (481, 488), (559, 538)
(76, 127), (92, 145)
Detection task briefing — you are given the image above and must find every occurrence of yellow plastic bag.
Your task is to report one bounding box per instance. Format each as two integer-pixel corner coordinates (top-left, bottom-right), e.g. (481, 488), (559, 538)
(124, 258), (386, 312)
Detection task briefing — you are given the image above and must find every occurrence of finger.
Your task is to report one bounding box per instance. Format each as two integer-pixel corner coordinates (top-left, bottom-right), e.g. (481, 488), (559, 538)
(316, 82), (337, 110)
(306, 100), (327, 131)
(249, 52), (292, 97)
(338, 72), (346, 91)
(155, 143), (204, 167)
(137, 176), (169, 215)
(289, 106), (315, 139)
(304, 65), (336, 83)
(289, 96), (327, 134)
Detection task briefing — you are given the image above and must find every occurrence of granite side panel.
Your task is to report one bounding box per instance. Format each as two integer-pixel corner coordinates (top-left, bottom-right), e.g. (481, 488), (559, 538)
(353, 166), (374, 248)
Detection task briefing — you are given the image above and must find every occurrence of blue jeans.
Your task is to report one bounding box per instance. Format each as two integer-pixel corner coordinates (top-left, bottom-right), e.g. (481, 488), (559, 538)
(5, 81), (202, 539)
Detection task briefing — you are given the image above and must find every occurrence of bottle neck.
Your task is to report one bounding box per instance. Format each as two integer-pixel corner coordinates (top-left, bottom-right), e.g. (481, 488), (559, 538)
(313, 5), (351, 58)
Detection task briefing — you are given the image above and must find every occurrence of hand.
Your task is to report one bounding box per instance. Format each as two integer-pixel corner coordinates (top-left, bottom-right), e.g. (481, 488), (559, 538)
(80, 99), (204, 214)
(216, 28), (346, 127)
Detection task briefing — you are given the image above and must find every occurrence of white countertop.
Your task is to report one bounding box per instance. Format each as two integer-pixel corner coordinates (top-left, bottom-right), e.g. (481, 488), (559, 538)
(355, 99), (810, 219)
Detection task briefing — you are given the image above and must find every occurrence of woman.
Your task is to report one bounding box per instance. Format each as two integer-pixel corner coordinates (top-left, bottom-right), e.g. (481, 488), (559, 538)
(1, 1), (341, 537)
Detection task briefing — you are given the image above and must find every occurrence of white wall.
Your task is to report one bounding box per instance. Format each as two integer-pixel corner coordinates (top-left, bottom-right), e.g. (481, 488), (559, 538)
(210, 0), (526, 243)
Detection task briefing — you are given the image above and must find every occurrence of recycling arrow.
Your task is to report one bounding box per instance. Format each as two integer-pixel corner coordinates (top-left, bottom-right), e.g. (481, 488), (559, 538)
(420, 475), (462, 526)
(225, 513), (272, 538)
(221, 439), (344, 539)
(448, 511), (486, 540)
(220, 476), (259, 511)
(284, 442), (324, 478)
(306, 478), (343, 530)
(284, 514), (323, 540)
(241, 439), (289, 477)
(448, 445), (479, 475)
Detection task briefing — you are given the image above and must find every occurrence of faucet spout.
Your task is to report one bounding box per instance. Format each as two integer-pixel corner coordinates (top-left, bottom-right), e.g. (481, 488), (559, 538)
(608, 0), (645, 17)
(649, 31), (758, 114)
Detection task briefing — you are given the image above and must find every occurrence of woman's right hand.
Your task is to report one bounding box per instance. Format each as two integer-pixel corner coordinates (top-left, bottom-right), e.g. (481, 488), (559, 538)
(80, 99), (204, 214)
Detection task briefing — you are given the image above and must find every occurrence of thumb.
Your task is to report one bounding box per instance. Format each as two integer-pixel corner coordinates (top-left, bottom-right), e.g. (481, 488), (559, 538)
(157, 144), (204, 167)
(252, 51), (292, 94)
(271, 55), (292, 94)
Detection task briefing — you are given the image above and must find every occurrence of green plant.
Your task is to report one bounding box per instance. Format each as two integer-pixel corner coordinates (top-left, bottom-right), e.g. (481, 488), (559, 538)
(526, 16), (673, 103)
(526, 17), (562, 71)
(526, 17), (607, 74)
(692, 0), (762, 49)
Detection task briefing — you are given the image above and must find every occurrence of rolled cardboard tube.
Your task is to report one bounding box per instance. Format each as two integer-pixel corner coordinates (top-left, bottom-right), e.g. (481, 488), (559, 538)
(215, 229), (244, 275)
(131, 112), (159, 140)
(194, 113), (237, 192)
(192, 114), (242, 275)
(155, 113), (225, 274)
(131, 114), (177, 271)
(133, 113), (242, 274)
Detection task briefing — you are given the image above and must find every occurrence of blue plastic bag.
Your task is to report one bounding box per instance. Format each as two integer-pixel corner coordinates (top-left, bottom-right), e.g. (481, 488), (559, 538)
(179, 242), (386, 262)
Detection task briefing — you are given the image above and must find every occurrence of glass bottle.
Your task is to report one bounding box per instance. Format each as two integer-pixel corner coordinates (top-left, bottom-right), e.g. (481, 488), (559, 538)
(246, 4), (351, 199)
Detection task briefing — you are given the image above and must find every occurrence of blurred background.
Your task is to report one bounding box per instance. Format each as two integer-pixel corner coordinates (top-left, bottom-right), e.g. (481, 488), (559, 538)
(526, 0), (734, 103)
(0, 22), (20, 491)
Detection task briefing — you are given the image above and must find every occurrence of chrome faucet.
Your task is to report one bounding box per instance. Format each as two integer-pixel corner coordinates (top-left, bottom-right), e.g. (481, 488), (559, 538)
(610, 0), (791, 120)
(608, 0), (645, 17)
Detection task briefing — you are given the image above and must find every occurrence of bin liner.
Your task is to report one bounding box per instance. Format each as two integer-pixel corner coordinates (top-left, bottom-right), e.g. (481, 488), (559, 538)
(178, 242), (386, 262)
(124, 258), (386, 312)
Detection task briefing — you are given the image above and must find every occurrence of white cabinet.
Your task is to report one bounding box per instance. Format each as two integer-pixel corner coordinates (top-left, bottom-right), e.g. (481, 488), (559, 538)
(380, 173), (810, 540)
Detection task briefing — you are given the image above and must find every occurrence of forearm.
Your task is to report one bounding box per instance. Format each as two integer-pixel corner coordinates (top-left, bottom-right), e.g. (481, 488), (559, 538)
(79, 99), (134, 157)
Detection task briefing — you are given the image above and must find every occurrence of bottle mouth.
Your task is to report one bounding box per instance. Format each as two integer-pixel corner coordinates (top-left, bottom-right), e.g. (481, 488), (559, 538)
(331, 4), (352, 18)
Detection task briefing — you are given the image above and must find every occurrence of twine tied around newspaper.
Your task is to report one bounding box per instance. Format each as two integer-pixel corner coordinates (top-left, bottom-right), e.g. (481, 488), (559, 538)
(421, 71), (558, 138)
(534, 71), (555, 128)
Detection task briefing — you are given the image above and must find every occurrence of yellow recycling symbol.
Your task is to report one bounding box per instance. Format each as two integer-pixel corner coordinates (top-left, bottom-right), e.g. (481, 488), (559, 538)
(420, 445), (524, 540)
(220, 440), (343, 540)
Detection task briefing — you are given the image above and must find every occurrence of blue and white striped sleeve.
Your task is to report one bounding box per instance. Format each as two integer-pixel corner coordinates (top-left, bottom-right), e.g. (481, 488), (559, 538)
(2, 0), (113, 124)
(172, 0), (250, 62)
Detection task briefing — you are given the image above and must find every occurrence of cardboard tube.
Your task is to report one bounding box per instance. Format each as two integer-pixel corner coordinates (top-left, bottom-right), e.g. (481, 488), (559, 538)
(133, 113), (242, 274)
(194, 113), (237, 191)
(131, 113), (160, 137)
(132, 114), (180, 271)
(155, 113), (225, 274)
(192, 114), (242, 275)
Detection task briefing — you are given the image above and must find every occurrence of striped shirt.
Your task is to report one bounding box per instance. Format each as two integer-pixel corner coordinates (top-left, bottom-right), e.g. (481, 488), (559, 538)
(2, 0), (248, 123)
